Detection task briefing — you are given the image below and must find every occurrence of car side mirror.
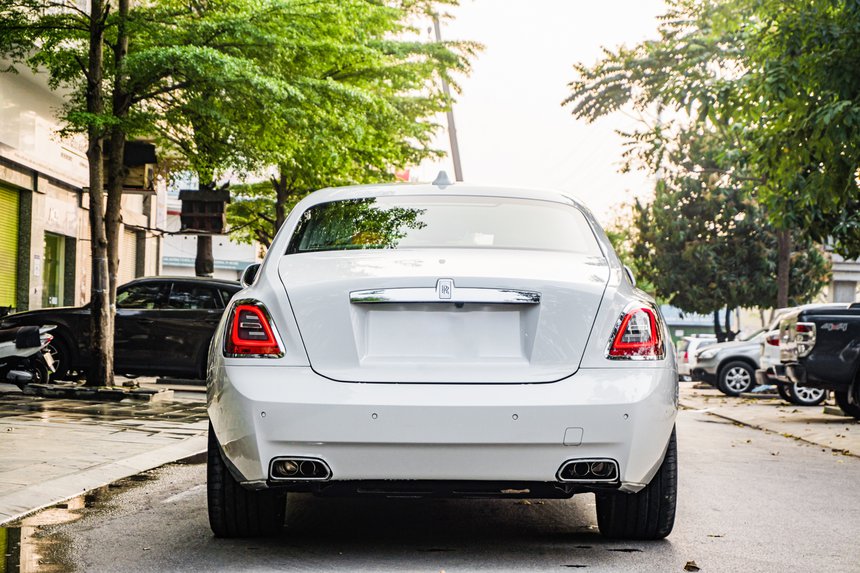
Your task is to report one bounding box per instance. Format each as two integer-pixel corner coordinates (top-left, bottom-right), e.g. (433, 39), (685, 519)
(241, 263), (261, 288)
(624, 265), (637, 288)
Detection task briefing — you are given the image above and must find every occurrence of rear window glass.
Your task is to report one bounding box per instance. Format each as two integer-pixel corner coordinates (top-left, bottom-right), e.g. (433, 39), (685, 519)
(286, 196), (601, 255)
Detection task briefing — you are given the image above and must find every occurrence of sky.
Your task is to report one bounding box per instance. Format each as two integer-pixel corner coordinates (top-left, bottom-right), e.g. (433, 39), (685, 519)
(412, 0), (668, 225)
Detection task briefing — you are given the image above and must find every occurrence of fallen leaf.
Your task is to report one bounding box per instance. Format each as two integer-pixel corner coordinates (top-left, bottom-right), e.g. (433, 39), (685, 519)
(684, 561), (700, 571)
(707, 534), (723, 538)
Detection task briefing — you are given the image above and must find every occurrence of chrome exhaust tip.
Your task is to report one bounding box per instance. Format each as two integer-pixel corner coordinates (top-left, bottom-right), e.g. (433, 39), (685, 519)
(270, 457), (331, 481)
(557, 458), (619, 483)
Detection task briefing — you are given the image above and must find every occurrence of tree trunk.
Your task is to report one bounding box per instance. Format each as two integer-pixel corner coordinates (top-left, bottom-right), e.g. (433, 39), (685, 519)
(713, 310), (726, 343)
(273, 171), (289, 231)
(85, 0), (112, 387)
(106, 0), (131, 311)
(725, 307), (734, 341)
(777, 228), (791, 308)
(196, 235), (214, 276)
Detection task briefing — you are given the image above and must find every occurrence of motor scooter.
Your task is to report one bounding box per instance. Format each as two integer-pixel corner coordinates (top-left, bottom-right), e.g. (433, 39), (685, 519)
(0, 324), (56, 386)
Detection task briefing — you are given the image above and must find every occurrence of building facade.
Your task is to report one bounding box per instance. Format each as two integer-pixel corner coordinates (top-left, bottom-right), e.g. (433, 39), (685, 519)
(0, 64), (163, 312)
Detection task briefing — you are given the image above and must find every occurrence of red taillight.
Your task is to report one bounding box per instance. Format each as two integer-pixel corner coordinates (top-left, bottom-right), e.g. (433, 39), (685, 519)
(683, 351), (689, 362)
(765, 332), (780, 346)
(607, 307), (665, 359)
(225, 304), (282, 357)
(795, 323), (813, 333)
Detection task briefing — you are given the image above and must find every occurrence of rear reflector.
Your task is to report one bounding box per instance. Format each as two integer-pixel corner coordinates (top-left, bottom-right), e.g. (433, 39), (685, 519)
(606, 306), (665, 360)
(225, 304), (283, 357)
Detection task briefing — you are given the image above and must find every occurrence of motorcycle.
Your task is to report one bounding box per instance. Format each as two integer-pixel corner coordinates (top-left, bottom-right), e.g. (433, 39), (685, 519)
(0, 324), (57, 386)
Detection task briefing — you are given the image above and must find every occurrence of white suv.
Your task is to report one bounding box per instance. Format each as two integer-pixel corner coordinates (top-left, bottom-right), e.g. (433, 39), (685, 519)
(206, 182), (678, 540)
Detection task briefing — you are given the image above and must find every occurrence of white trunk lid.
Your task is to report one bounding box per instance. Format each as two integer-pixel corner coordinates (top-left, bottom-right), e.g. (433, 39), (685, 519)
(278, 250), (609, 383)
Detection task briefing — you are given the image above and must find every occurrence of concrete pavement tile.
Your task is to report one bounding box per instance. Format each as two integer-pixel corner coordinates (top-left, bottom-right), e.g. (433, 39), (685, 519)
(679, 383), (860, 456)
(0, 393), (208, 524)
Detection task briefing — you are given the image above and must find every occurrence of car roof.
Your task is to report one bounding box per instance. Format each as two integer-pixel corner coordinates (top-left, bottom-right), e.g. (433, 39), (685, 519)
(303, 182), (592, 212)
(124, 276), (241, 289)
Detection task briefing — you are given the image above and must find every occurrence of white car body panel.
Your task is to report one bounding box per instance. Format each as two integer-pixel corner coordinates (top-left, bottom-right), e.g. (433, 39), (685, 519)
(278, 249), (609, 383)
(209, 182), (678, 494)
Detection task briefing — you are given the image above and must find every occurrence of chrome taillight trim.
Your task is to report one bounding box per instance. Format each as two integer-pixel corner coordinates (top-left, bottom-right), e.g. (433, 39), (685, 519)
(604, 302), (667, 361)
(795, 322), (817, 358)
(222, 298), (286, 358)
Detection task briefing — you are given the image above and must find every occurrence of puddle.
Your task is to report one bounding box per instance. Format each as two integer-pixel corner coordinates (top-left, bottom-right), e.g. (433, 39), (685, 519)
(0, 468), (168, 572)
(0, 493), (91, 573)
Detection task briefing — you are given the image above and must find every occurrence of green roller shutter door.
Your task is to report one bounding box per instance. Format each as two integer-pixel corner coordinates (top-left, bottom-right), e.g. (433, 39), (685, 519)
(0, 186), (19, 308)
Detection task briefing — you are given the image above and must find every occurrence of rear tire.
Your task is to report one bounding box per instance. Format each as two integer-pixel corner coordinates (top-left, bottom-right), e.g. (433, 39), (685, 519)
(207, 423), (286, 538)
(32, 357), (50, 384)
(834, 390), (860, 419)
(596, 427), (677, 540)
(717, 361), (755, 396)
(776, 383), (792, 402)
(787, 384), (827, 407)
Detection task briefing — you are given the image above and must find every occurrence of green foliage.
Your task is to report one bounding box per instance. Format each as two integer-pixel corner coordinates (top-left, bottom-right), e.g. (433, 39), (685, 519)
(604, 203), (657, 297)
(564, 0), (860, 258)
(1, 0), (477, 230)
(632, 174), (830, 314)
(221, 3), (478, 246)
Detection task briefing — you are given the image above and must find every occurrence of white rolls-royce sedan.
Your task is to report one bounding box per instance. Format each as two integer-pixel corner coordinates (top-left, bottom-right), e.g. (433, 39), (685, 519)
(206, 178), (678, 540)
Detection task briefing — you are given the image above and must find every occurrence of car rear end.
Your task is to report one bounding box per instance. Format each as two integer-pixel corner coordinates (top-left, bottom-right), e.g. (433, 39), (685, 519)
(207, 185), (678, 539)
(780, 305), (857, 390)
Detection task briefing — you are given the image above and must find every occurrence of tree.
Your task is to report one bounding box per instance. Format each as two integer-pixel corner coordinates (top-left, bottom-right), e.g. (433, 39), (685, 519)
(624, 130), (829, 339)
(1, 0), (475, 384)
(225, 5), (477, 246)
(563, 0), (860, 308)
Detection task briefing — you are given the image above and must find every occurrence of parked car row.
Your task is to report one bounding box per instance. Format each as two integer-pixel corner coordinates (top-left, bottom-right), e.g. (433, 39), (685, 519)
(684, 302), (860, 416)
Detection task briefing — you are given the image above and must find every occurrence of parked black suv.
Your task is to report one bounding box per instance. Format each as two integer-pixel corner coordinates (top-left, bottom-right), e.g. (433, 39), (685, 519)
(779, 303), (860, 419)
(0, 277), (241, 380)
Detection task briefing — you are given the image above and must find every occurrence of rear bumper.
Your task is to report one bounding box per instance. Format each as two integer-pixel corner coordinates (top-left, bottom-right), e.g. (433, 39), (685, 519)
(785, 363), (849, 391)
(209, 366), (677, 494)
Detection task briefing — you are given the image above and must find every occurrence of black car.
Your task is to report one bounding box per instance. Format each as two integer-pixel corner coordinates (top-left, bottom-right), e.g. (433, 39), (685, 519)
(779, 302), (860, 419)
(0, 277), (241, 380)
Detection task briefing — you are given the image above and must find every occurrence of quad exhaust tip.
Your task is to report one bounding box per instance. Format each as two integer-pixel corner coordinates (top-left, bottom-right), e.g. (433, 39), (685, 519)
(270, 457), (332, 481)
(557, 458), (619, 483)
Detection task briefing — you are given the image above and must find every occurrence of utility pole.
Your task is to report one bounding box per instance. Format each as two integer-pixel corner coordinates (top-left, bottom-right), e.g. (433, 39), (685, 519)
(432, 13), (463, 182)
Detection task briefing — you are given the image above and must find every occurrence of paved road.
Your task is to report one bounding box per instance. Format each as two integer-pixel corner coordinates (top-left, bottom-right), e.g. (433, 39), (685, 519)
(6, 409), (860, 572)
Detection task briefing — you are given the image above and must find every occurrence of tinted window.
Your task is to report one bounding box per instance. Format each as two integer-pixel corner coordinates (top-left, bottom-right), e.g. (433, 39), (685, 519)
(116, 283), (165, 309)
(287, 196), (601, 255)
(167, 284), (220, 310)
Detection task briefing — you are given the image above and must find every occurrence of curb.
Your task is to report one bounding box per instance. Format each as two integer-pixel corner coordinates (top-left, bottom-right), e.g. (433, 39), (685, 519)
(21, 383), (175, 402)
(0, 434), (207, 526)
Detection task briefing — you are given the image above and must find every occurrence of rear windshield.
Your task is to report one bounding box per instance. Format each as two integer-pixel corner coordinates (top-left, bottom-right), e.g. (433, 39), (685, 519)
(286, 196), (601, 255)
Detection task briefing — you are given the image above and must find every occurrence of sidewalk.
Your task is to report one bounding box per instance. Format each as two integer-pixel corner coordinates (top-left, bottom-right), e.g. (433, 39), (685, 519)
(679, 382), (859, 457)
(0, 388), (208, 525)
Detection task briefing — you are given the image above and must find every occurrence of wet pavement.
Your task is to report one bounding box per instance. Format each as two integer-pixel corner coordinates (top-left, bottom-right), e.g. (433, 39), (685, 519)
(0, 392), (207, 526)
(3, 409), (857, 572)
